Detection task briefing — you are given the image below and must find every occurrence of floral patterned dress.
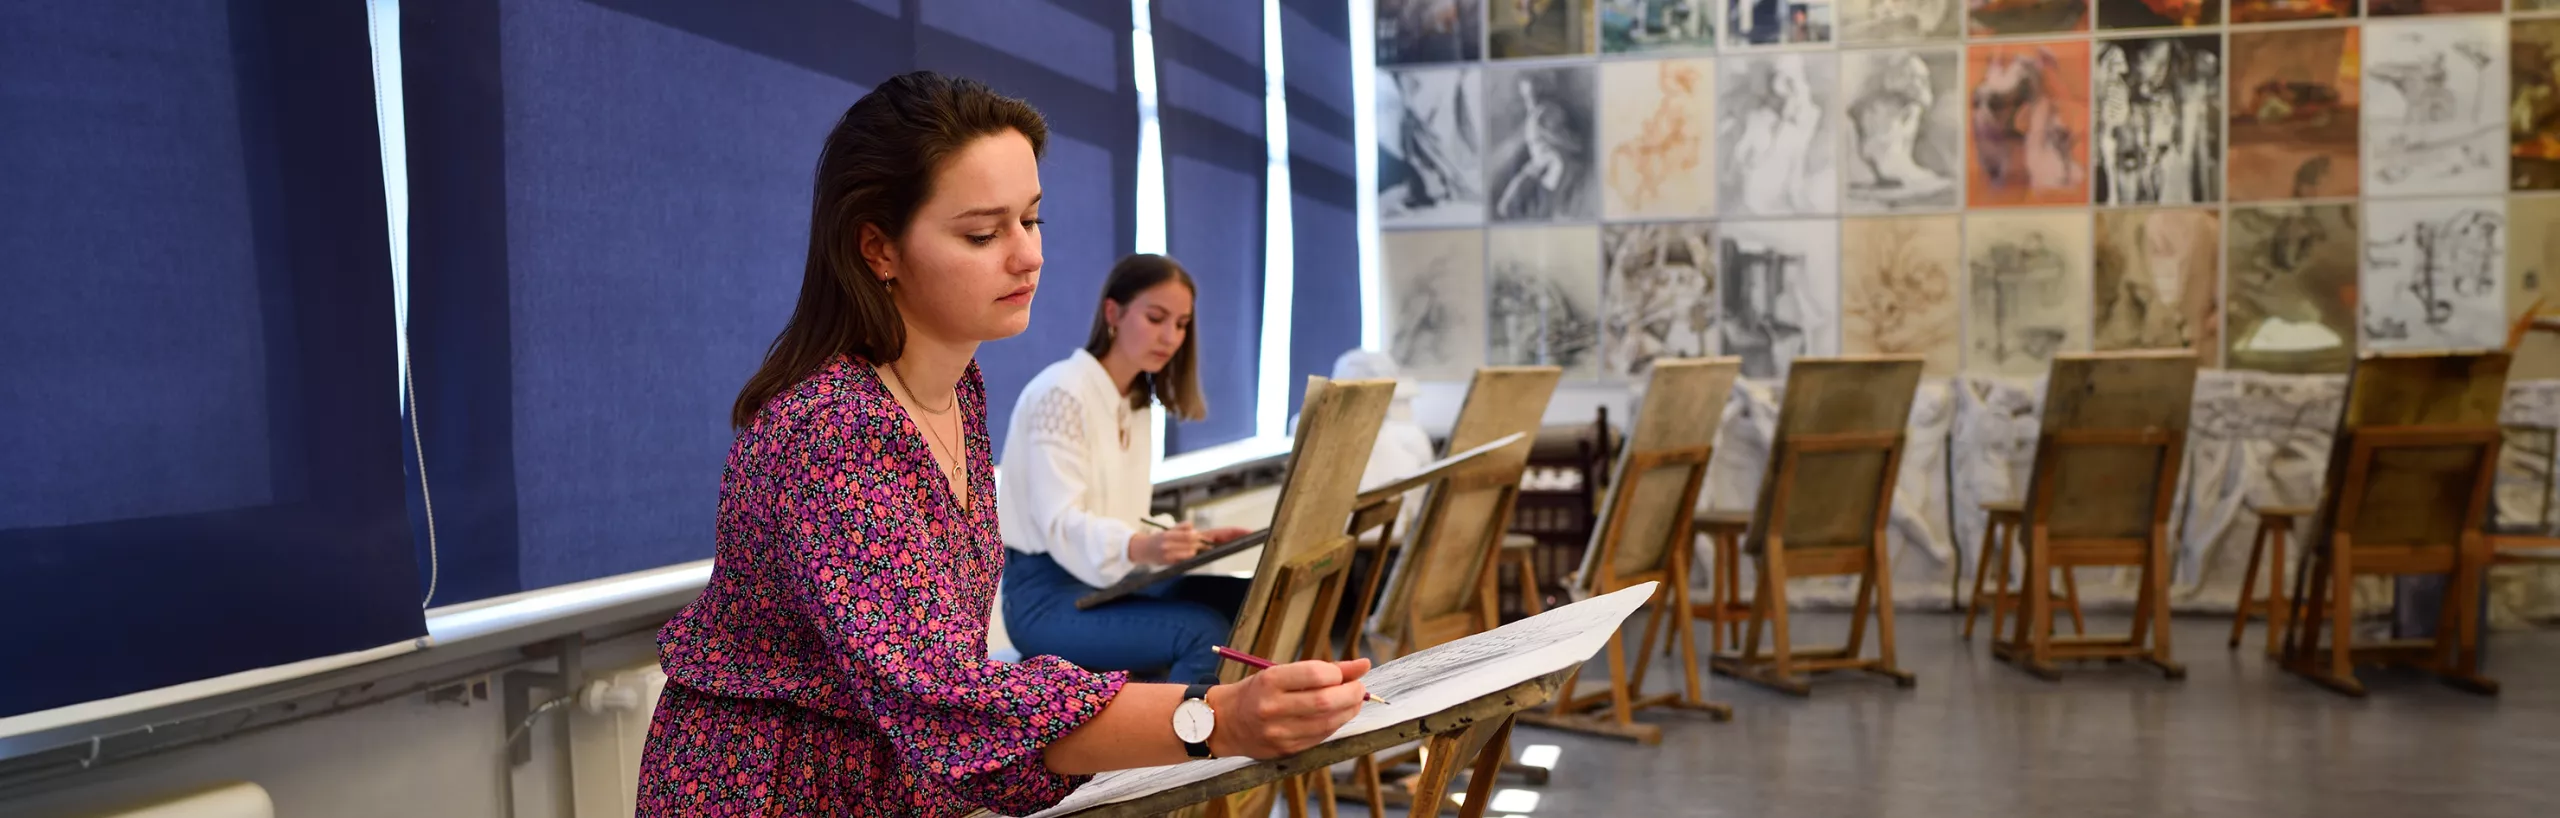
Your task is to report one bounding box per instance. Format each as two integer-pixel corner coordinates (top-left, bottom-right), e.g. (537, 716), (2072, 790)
(638, 355), (1128, 817)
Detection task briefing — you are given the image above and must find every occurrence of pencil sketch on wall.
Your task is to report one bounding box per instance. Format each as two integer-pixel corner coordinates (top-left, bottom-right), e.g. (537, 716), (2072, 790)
(1600, 0), (1717, 53)
(2094, 36), (2223, 206)
(2225, 204), (2358, 374)
(2364, 19), (2507, 197)
(1376, 0), (1486, 65)
(1602, 58), (1714, 219)
(1965, 211), (2091, 376)
(1717, 219), (1840, 379)
(1382, 229), (1489, 379)
(1838, 0), (1960, 43)
(1602, 222), (1720, 378)
(2362, 199), (2506, 350)
(1487, 64), (1600, 223)
(2094, 208), (2222, 358)
(1844, 48), (1961, 213)
(1718, 53), (1840, 217)
(1843, 215), (1963, 375)
(1378, 68), (1484, 227)
(1489, 226), (1604, 378)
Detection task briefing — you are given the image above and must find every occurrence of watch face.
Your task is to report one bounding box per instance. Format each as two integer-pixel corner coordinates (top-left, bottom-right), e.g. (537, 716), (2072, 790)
(1172, 699), (1216, 744)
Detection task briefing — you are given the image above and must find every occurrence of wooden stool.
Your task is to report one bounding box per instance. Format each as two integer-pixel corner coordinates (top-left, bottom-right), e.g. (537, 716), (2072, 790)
(1687, 510), (1753, 655)
(1962, 501), (2086, 641)
(1496, 532), (1546, 619)
(2227, 505), (2308, 657)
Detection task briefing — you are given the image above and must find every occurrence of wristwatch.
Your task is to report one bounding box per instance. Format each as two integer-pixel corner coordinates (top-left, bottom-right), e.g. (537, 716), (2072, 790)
(1173, 683), (1216, 759)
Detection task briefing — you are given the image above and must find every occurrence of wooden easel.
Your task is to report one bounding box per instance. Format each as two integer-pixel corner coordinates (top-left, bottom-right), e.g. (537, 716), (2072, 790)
(1193, 375), (1394, 818)
(1349, 367), (1560, 813)
(1366, 367), (1563, 662)
(1988, 351), (2197, 680)
(1517, 357), (1740, 743)
(1053, 671), (1569, 818)
(2281, 351), (2508, 698)
(1710, 356), (1925, 695)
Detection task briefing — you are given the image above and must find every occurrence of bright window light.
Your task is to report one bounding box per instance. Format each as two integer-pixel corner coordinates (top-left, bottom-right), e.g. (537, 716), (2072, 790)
(1490, 789), (1541, 813)
(1517, 743), (1561, 769)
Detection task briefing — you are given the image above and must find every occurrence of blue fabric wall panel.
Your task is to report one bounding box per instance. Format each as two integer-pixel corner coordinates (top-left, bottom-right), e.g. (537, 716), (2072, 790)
(1, 0), (420, 717)
(1, 0), (275, 530)
(497, 0), (850, 590)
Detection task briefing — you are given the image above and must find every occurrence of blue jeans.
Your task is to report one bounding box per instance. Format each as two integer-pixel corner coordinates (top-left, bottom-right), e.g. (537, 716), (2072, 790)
(1002, 551), (1246, 685)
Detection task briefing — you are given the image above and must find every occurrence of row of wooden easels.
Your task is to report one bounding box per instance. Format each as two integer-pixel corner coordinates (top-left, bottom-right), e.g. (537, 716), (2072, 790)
(1070, 348), (2517, 817)
(1957, 350), (2513, 696)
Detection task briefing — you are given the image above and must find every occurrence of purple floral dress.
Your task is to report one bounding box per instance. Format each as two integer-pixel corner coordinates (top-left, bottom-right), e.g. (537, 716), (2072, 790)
(639, 355), (1127, 817)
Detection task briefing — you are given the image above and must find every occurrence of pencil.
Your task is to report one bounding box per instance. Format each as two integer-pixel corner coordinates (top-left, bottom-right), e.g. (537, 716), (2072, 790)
(1210, 645), (1391, 705)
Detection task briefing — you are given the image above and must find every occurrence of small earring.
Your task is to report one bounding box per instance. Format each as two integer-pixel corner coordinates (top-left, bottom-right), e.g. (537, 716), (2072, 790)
(1108, 326), (1117, 340)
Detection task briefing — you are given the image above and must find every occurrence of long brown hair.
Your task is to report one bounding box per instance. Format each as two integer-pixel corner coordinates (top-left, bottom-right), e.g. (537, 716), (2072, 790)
(731, 72), (1049, 428)
(1085, 254), (1206, 421)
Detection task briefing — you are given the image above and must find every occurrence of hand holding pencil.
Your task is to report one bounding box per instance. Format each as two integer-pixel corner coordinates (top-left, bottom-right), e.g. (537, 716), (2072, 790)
(1196, 653), (1377, 759)
(1214, 646), (1391, 704)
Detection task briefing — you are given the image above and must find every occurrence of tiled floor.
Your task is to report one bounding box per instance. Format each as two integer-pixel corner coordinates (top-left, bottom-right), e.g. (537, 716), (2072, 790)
(1329, 612), (2558, 818)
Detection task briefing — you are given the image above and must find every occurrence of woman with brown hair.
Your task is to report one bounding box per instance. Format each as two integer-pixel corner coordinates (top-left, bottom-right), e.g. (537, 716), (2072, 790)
(637, 72), (1369, 817)
(998, 254), (1257, 687)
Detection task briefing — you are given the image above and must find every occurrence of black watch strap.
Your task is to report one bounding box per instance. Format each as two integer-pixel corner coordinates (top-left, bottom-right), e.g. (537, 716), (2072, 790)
(1180, 683), (1215, 759)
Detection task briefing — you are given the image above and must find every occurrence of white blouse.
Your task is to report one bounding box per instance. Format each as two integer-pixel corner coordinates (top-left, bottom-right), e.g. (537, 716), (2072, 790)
(999, 349), (1155, 589)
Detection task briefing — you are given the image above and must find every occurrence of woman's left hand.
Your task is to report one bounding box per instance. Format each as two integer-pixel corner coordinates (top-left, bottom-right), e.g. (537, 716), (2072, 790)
(1200, 527), (1254, 545)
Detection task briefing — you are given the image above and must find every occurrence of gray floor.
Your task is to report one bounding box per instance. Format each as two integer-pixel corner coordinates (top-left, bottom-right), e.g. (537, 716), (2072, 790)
(1336, 612), (2559, 818)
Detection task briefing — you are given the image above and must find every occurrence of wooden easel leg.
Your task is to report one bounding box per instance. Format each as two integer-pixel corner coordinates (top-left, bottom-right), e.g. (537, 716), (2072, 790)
(2011, 531), (2061, 681)
(1354, 753), (1387, 818)
(1666, 558), (1732, 718)
(1720, 532), (1743, 651)
(1280, 774), (1309, 818)
(1453, 718), (1514, 818)
(2312, 545), (2367, 697)
(1629, 588), (1666, 695)
(2059, 567), (2087, 637)
(1868, 540), (1914, 687)
(1844, 563), (1876, 662)
(2230, 521), (2268, 649)
(2265, 527), (2290, 658)
(1604, 628), (1640, 727)
(1964, 517), (2000, 639)
(2145, 529), (2184, 679)
(2439, 545), (2499, 696)
(1311, 769), (1338, 818)
(1990, 521), (2017, 644)
(1403, 731), (1469, 818)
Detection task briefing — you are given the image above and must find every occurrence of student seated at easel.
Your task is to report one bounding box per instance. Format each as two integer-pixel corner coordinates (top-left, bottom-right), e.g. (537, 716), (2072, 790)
(998, 254), (1257, 685)
(639, 74), (1370, 817)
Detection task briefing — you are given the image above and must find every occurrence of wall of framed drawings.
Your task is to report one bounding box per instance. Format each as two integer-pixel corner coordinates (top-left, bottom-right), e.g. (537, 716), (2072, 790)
(1372, 0), (2560, 386)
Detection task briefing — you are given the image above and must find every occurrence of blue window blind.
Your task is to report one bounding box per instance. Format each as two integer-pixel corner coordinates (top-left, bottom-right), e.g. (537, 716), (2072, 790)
(0, 0), (422, 717)
(402, 0), (1136, 605)
(1280, 0), (1363, 406)
(1151, 1), (1269, 454)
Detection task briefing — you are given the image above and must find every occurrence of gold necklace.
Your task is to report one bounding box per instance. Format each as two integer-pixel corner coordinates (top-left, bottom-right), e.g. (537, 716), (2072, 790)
(887, 362), (966, 493)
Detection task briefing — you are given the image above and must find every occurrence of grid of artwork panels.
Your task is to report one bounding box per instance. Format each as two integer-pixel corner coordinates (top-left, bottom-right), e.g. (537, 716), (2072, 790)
(1373, 0), (2560, 383)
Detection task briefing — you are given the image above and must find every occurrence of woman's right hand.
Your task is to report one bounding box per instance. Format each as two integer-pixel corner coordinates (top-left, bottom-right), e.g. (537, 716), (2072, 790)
(1129, 523), (1205, 565)
(1202, 659), (1374, 760)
